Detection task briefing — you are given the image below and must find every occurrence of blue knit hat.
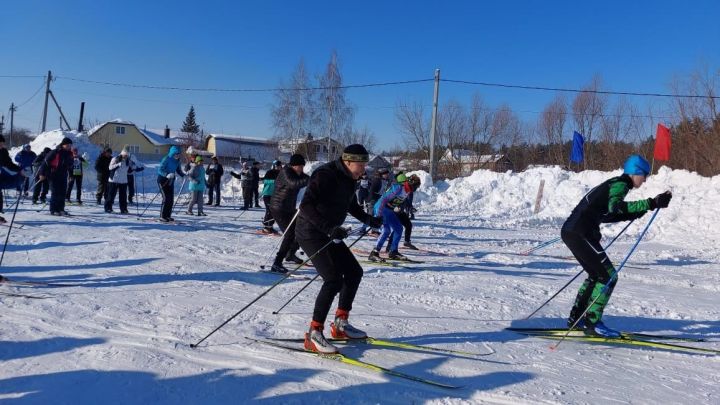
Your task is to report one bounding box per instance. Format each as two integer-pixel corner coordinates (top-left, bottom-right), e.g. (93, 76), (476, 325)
(623, 155), (651, 176)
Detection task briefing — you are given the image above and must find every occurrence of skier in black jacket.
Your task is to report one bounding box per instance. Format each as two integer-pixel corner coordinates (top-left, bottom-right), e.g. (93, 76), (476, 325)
(205, 156), (224, 206)
(230, 162), (254, 210)
(251, 161), (261, 207)
(32, 147), (51, 204)
(563, 154), (672, 337)
(0, 134), (25, 221)
(94, 148), (112, 205)
(268, 154), (309, 272)
(38, 137), (75, 215)
(296, 144), (382, 354)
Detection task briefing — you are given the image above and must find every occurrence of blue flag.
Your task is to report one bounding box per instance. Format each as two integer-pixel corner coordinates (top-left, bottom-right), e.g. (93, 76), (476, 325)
(570, 131), (584, 163)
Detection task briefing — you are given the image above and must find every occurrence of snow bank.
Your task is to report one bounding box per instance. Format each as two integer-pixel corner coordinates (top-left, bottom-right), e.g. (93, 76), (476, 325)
(412, 166), (720, 246)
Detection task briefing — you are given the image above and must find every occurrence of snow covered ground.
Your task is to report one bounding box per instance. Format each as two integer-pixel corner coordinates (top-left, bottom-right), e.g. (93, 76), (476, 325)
(1, 145), (719, 403)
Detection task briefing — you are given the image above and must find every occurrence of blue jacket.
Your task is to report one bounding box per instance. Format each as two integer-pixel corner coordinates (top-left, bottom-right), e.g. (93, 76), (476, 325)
(15, 150), (37, 170)
(187, 163), (206, 192)
(373, 182), (409, 216)
(157, 146), (184, 178)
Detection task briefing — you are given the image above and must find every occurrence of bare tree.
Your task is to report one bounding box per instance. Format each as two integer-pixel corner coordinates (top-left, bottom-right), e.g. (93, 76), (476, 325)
(467, 93), (495, 153)
(337, 125), (377, 153)
(538, 94), (567, 164)
(316, 50), (355, 160)
(270, 58), (316, 149)
(572, 75), (608, 169)
(394, 100), (430, 158)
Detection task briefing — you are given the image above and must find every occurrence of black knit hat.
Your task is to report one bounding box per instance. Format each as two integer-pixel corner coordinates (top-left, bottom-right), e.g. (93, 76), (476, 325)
(289, 153), (306, 166)
(341, 144), (369, 162)
(60, 137), (73, 146)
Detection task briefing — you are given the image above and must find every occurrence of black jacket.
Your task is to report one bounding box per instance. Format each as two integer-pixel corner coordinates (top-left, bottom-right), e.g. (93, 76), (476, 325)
(563, 174), (651, 239)
(270, 166), (309, 215)
(40, 147), (74, 178)
(296, 159), (370, 240)
(250, 167), (260, 185)
(0, 148), (21, 173)
(368, 174), (387, 202)
(95, 154), (112, 179)
(206, 163), (224, 186)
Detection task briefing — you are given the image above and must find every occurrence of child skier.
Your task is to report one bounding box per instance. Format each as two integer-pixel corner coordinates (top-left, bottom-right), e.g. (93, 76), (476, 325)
(186, 155), (207, 216)
(563, 154), (672, 337)
(368, 173), (421, 261)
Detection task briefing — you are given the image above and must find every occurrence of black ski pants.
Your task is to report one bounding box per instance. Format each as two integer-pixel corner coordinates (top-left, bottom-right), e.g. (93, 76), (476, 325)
(262, 195), (275, 230)
(297, 235), (364, 325)
(105, 182), (128, 212)
(272, 209), (299, 263)
(66, 175), (83, 201)
(49, 174), (67, 213)
(158, 176), (174, 219)
(207, 182), (221, 205)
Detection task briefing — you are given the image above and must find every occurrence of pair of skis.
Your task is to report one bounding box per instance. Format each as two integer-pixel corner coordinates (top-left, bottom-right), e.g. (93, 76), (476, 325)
(247, 335), (495, 389)
(507, 327), (719, 355)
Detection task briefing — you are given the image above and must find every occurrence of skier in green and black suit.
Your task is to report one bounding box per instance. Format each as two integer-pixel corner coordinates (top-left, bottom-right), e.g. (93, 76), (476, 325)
(562, 154), (672, 337)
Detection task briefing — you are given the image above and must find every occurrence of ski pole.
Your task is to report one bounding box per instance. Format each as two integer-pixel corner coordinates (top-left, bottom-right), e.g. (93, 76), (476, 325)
(1, 178), (40, 267)
(171, 176), (188, 213)
(551, 210), (659, 351)
(233, 206), (250, 221)
(272, 228), (370, 315)
(189, 236), (339, 348)
(521, 236), (561, 256)
(524, 219), (635, 319)
(134, 174), (140, 217)
(258, 209), (301, 270)
(137, 187), (163, 218)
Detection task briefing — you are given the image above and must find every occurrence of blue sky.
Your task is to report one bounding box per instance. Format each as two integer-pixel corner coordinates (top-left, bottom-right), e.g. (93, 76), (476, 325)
(2, 0), (718, 151)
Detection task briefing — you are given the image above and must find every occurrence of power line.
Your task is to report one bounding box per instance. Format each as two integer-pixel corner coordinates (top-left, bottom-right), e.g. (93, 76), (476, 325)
(0, 75), (45, 79)
(442, 78), (719, 100)
(55, 76), (434, 92)
(15, 80), (46, 108)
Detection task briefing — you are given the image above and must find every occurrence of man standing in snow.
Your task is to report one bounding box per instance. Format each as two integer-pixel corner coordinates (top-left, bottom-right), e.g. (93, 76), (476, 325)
(95, 147), (112, 205)
(259, 160), (281, 234)
(14, 144), (36, 196)
(230, 162), (254, 210)
(32, 147), (51, 204)
(206, 156), (224, 206)
(127, 152), (145, 205)
(251, 161), (261, 208)
(38, 137), (74, 216)
(105, 148), (131, 214)
(563, 154), (672, 337)
(296, 144), (382, 354)
(65, 147), (87, 205)
(0, 135), (25, 222)
(268, 154), (309, 272)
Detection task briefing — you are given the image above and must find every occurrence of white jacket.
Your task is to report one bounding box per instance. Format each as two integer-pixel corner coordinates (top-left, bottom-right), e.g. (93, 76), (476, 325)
(109, 156), (130, 184)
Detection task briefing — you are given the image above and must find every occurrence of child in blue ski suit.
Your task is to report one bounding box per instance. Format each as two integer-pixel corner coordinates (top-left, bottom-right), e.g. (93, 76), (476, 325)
(368, 173), (420, 261)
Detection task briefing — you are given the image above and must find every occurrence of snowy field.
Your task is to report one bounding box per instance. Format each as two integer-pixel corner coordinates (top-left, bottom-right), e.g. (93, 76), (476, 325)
(1, 135), (719, 404)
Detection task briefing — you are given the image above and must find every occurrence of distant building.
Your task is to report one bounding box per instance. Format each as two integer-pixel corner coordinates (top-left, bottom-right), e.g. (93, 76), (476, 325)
(278, 134), (343, 162)
(439, 149), (514, 175)
(204, 133), (278, 166)
(87, 119), (177, 161)
(366, 155), (393, 173)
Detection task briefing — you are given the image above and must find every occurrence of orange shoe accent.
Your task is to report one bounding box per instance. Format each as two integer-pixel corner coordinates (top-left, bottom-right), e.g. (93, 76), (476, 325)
(330, 322), (345, 339)
(335, 309), (350, 319)
(303, 332), (315, 351)
(310, 320), (323, 330)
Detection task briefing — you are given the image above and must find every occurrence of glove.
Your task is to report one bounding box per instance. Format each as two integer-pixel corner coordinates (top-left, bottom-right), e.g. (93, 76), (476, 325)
(82, 152), (89, 160)
(166, 173), (176, 180)
(365, 216), (383, 229)
(328, 226), (349, 240)
(393, 206), (401, 213)
(650, 191), (672, 209)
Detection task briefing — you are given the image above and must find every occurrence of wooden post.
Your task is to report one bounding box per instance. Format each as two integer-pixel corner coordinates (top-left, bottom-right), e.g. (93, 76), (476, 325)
(534, 179), (545, 215)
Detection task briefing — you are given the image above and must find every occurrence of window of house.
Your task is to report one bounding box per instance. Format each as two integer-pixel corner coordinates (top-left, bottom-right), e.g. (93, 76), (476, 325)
(115, 126), (126, 135)
(128, 145), (140, 154)
(155, 148), (159, 154)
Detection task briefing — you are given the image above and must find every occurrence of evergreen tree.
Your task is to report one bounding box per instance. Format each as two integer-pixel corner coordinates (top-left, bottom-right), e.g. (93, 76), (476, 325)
(181, 106), (200, 135)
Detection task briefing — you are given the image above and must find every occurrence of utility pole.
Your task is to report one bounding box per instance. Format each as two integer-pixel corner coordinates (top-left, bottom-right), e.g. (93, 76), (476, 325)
(41, 70), (52, 133)
(77, 102), (85, 132)
(428, 68), (440, 182)
(9, 103), (16, 148)
(0, 115), (4, 137)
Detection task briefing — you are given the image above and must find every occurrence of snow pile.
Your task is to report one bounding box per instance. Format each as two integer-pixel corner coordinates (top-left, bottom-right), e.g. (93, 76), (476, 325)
(412, 166), (720, 246)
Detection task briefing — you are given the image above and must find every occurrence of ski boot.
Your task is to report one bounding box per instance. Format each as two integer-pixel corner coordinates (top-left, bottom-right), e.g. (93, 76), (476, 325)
(285, 253), (304, 265)
(304, 322), (338, 354)
(583, 320), (620, 338)
(270, 262), (288, 274)
(368, 249), (382, 262)
(403, 241), (419, 250)
(330, 310), (367, 339)
(388, 250), (407, 261)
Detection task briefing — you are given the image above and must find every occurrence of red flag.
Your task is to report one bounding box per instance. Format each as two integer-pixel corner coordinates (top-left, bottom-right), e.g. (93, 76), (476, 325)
(654, 124), (671, 161)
